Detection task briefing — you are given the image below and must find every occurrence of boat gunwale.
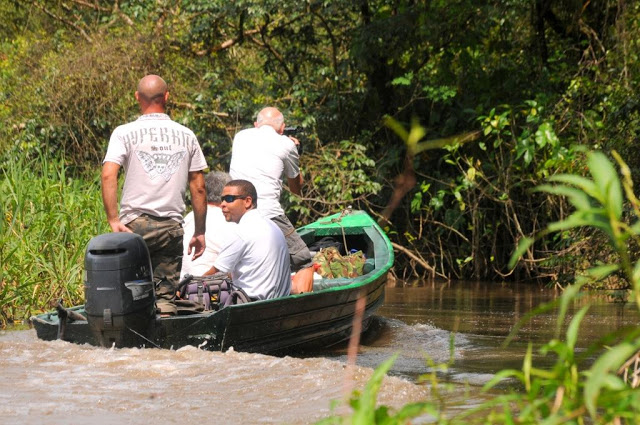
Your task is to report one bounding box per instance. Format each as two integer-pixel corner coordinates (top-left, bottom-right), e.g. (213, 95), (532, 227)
(32, 210), (393, 323)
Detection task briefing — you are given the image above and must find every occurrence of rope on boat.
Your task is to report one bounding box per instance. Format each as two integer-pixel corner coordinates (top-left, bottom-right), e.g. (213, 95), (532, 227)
(319, 205), (352, 225)
(126, 326), (161, 349)
(319, 206), (353, 252)
(340, 224), (349, 254)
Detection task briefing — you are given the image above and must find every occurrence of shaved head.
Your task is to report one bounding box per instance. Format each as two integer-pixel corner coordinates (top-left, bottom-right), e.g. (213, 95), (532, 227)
(136, 75), (168, 106)
(255, 107), (285, 132)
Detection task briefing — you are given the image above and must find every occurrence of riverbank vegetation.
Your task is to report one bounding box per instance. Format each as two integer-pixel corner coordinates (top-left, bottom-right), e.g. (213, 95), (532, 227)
(2, 1), (639, 423)
(3, 0), (640, 292)
(1, 2), (639, 307)
(1, 153), (107, 323)
(321, 151), (640, 424)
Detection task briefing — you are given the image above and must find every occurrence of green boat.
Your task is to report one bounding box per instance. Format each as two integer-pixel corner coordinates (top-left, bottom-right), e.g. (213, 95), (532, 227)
(30, 209), (394, 354)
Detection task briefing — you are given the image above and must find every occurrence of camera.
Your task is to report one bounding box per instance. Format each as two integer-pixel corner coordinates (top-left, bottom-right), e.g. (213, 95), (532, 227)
(283, 126), (303, 155)
(283, 126), (300, 136)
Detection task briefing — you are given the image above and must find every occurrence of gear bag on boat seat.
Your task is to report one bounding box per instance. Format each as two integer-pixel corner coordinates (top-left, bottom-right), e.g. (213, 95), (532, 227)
(185, 279), (211, 309)
(207, 277), (253, 307)
(178, 273), (253, 310)
(307, 237), (345, 256)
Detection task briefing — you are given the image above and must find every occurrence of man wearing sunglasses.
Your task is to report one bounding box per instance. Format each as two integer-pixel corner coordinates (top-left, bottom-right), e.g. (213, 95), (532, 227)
(203, 180), (291, 301)
(229, 107), (314, 294)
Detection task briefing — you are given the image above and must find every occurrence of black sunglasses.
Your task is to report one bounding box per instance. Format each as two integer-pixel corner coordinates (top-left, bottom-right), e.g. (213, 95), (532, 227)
(221, 194), (248, 203)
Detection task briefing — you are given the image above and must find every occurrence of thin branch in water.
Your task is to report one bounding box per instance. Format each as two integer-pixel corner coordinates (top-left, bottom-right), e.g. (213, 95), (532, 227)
(391, 242), (446, 280)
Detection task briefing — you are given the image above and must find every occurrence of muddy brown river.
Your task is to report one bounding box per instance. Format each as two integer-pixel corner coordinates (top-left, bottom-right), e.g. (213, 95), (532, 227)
(1, 280), (637, 424)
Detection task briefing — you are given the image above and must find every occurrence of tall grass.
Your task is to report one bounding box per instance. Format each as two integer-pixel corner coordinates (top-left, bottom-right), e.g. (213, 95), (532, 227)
(0, 152), (106, 325)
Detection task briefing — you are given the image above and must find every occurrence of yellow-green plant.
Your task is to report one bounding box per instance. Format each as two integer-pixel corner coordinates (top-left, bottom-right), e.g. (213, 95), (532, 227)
(511, 150), (640, 304)
(500, 150), (640, 422)
(319, 150), (640, 424)
(1, 151), (107, 325)
(315, 354), (438, 425)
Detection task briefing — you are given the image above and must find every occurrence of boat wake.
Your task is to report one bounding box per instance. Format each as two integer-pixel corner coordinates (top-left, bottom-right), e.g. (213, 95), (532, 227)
(309, 316), (480, 384)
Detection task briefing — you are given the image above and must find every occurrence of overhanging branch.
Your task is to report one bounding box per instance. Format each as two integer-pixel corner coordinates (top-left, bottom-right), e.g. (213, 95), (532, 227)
(32, 1), (93, 42)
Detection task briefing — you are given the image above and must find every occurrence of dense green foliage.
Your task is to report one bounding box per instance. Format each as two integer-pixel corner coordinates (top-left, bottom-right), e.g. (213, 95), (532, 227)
(1, 153), (107, 324)
(2, 3), (639, 422)
(2, 0), (640, 297)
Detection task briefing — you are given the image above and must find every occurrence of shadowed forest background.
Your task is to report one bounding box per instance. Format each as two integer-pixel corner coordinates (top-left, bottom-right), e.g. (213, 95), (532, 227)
(2, 0), (640, 317)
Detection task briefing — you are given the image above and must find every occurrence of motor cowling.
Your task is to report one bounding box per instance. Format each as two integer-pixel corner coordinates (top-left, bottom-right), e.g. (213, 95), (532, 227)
(84, 233), (156, 348)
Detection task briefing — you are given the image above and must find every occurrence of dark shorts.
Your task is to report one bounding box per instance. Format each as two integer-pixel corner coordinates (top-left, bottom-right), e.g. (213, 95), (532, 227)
(271, 214), (313, 272)
(126, 214), (184, 305)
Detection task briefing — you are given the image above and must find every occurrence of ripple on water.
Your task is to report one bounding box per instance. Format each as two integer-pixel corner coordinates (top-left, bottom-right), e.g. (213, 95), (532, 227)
(0, 330), (428, 425)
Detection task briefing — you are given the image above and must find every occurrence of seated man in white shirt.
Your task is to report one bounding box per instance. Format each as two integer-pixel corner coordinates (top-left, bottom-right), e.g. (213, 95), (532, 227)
(180, 171), (235, 280)
(203, 179), (291, 301)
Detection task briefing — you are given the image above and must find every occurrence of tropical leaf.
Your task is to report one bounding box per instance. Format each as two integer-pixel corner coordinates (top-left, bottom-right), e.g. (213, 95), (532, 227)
(633, 259), (640, 287)
(523, 343), (532, 391)
(588, 151), (623, 220)
(566, 305), (589, 350)
(391, 402), (437, 422)
(547, 210), (614, 241)
(383, 116), (480, 156)
(383, 116), (409, 144)
(412, 131), (481, 155)
(508, 236), (535, 269)
(535, 184), (592, 210)
(555, 282), (586, 338)
(548, 174), (600, 201)
(482, 369), (525, 391)
(584, 339), (640, 418)
(574, 263), (620, 287)
(545, 212), (600, 232)
(351, 353), (398, 425)
(405, 119), (428, 154)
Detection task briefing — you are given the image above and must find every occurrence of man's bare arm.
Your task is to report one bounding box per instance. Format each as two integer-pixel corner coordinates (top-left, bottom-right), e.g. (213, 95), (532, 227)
(188, 170), (207, 259)
(203, 265), (219, 276)
(287, 174), (303, 196)
(101, 161), (131, 233)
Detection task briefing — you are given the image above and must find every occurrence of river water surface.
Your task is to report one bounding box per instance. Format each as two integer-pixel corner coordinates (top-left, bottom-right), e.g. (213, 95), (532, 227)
(1, 280), (637, 424)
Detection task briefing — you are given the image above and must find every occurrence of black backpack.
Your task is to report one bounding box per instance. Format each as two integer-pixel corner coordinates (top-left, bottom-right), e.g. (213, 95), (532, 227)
(307, 237), (345, 255)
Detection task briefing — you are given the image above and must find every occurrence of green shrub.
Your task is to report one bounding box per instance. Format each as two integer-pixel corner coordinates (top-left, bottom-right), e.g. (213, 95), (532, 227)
(320, 150), (640, 424)
(0, 151), (106, 325)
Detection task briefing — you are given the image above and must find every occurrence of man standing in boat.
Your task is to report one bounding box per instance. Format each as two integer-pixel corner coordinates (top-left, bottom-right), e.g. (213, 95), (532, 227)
(101, 74), (208, 316)
(229, 107), (314, 294)
(204, 180), (291, 301)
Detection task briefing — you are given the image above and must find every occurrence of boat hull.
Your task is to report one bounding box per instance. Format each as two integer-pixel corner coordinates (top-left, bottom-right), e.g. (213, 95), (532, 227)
(31, 210), (394, 354)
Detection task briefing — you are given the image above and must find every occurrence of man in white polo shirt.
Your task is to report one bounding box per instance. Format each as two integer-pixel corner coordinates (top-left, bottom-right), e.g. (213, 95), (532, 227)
(203, 179), (290, 301)
(102, 74), (208, 315)
(180, 171), (235, 280)
(229, 107), (314, 294)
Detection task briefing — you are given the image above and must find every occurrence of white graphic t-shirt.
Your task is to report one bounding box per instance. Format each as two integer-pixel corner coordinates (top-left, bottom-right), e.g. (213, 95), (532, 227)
(103, 113), (208, 224)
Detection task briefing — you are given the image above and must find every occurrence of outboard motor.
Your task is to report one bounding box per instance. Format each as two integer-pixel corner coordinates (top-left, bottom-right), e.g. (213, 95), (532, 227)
(84, 233), (156, 348)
